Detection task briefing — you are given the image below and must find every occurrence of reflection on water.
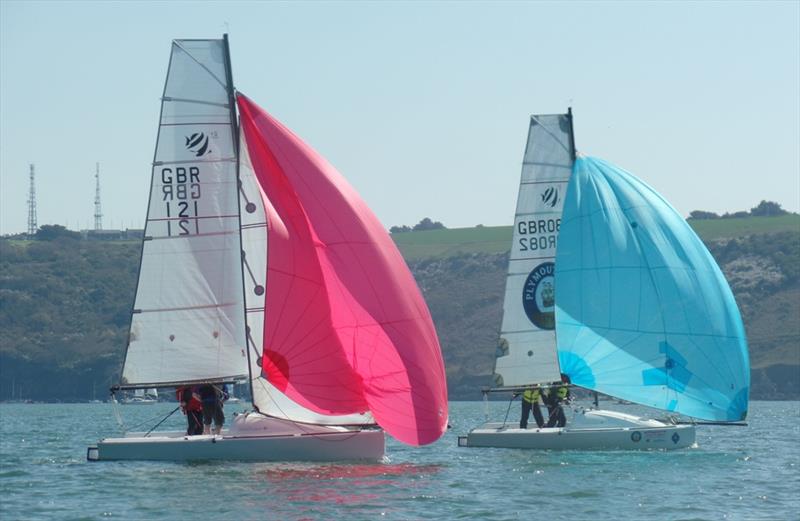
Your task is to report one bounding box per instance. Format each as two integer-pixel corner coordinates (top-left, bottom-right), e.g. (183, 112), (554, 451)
(253, 463), (442, 506)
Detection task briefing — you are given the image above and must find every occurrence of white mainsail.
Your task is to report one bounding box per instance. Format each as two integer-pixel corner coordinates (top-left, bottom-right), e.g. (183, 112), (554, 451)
(492, 112), (575, 387)
(121, 39), (248, 387)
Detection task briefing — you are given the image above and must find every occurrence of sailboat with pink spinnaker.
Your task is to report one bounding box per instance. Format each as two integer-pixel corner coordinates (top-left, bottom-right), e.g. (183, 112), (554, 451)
(88, 35), (448, 462)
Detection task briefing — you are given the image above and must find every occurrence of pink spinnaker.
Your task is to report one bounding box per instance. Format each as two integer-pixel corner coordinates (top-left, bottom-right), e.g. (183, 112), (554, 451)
(237, 94), (448, 446)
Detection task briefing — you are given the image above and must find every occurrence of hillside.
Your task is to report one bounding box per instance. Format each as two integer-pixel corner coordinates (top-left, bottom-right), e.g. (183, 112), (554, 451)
(0, 215), (798, 401)
(392, 215), (800, 260)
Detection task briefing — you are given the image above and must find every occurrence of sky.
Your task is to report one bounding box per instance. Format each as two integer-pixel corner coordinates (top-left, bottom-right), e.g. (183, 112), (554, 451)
(1, 1), (798, 235)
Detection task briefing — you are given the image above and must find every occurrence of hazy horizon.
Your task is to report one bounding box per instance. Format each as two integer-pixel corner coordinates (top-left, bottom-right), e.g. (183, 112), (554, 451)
(2, 1), (798, 235)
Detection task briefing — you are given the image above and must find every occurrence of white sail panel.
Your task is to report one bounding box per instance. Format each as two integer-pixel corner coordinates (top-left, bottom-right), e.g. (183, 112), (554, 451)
(163, 40), (229, 106)
(493, 113), (574, 387)
(121, 39), (247, 387)
(237, 128), (374, 425)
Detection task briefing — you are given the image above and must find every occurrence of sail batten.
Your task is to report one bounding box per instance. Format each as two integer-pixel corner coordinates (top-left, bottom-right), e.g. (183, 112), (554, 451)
(162, 97), (230, 108)
(154, 158), (236, 166)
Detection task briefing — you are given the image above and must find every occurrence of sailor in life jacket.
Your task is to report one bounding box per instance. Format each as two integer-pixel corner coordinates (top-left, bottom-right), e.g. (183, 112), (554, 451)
(544, 374), (571, 428)
(519, 387), (544, 429)
(176, 386), (203, 436)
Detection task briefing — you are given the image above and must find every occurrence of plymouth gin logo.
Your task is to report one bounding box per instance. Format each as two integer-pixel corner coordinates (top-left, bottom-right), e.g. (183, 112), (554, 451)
(522, 262), (555, 330)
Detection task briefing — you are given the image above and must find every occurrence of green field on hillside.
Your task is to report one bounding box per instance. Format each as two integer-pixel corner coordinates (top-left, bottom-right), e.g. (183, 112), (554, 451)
(687, 214), (800, 240)
(392, 215), (800, 260)
(390, 225), (511, 259)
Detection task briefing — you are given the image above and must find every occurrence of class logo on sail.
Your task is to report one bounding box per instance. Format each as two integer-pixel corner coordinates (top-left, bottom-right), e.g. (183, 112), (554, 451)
(185, 132), (211, 157)
(522, 262), (555, 330)
(541, 187), (559, 208)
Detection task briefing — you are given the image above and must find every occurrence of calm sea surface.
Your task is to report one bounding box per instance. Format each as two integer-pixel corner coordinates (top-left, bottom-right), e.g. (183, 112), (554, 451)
(1, 400), (798, 521)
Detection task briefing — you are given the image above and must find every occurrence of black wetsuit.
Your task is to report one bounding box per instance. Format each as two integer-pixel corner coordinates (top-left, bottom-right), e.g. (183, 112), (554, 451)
(198, 385), (224, 428)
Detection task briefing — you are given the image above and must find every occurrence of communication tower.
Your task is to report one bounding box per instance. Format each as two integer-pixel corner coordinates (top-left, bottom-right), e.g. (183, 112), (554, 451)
(27, 164), (37, 237)
(94, 162), (103, 230)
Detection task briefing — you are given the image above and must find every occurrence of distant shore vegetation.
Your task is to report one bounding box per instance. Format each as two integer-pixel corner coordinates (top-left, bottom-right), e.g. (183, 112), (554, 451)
(688, 200), (792, 220)
(390, 217), (447, 234)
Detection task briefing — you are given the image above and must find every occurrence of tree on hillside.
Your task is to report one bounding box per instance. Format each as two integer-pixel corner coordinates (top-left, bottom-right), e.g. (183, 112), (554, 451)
(412, 218), (446, 231)
(36, 225), (80, 241)
(722, 211), (750, 219)
(750, 200), (788, 217)
(688, 210), (720, 220)
(389, 225), (412, 234)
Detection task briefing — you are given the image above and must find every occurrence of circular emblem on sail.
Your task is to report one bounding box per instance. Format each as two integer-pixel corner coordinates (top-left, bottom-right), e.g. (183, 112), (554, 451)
(522, 262), (555, 330)
(185, 132), (211, 157)
(541, 187), (559, 208)
(631, 431), (642, 442)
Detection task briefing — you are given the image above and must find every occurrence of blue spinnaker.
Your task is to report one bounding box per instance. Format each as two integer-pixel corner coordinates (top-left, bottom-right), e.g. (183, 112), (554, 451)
(555, 157), (749, 421)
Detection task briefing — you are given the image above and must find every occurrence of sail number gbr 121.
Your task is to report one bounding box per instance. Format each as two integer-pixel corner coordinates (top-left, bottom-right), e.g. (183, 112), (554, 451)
(517, 218), (560, 252)
(161, 167), (201, 236)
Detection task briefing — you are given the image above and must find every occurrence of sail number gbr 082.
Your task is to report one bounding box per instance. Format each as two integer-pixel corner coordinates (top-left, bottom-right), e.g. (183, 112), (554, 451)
(517, 218), (560, 252)
(161, 166), (201, 236)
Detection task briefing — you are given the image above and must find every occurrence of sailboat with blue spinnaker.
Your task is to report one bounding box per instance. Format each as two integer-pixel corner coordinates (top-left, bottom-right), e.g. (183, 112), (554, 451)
(459, 110), (749, 450)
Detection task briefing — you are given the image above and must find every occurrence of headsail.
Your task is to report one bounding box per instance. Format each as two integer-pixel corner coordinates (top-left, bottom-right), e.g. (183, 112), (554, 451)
(120, 39), (248, 388)
(237, 94), (448, 445)
(237, 125), (375, 426)
(493, 113), (575, 387)
(555, 157), (750, 421)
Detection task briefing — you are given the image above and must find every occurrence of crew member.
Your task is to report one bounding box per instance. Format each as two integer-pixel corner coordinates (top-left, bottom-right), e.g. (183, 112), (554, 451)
(545, 374), (571, 428)
(177, 386), (203, 436)
(519, 387), (544, 429)
(199, 384), (225, 435)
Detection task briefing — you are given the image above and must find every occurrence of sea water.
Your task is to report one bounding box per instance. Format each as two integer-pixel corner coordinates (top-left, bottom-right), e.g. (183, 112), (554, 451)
(0, 400), (797, 521)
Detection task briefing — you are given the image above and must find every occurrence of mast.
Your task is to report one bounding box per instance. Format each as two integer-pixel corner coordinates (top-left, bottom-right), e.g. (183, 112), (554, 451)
(567, 107), (576, 161)
(223, 33), (256, 404)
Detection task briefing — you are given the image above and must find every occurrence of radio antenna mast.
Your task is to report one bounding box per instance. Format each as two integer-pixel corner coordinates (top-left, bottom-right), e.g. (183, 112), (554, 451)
(27, 164), (37, 237)
(94, 162), (103, 230)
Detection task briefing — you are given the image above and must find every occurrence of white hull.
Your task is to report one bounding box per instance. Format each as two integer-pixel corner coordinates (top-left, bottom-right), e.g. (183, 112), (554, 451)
(88, 412), (385, 462)
(459, 409), (695, 450)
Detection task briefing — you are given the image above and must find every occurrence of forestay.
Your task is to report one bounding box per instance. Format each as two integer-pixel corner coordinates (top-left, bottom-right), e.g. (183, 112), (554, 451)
(121, 39), (248, 388)
(555, 157), (750, 421)
(493, 113), (575, 387)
